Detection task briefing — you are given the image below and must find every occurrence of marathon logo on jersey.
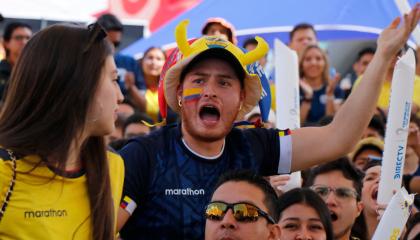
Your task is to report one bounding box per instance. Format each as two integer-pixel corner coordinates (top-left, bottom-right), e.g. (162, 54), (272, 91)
(120, 196), (137, 215)
(165, 188), (205, 196)
(24, 209), (68, 218)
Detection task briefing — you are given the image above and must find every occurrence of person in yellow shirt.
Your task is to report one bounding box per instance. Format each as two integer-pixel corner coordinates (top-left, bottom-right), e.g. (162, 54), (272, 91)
(125, 47), (166, 123)
(0, 23), (125, 239)
(353, 50), (420, 116)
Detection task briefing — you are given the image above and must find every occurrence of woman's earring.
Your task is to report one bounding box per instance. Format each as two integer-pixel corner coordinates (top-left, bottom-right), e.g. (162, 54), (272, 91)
(178, 99), (182, 108)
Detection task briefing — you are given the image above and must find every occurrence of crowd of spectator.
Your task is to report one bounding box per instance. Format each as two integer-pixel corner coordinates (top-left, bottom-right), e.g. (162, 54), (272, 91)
(0, 9), (419, 240)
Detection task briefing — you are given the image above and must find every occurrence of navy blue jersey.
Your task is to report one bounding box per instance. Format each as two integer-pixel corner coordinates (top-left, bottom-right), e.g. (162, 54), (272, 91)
(119, 123), (291, 239)
(299, 84), (344, 124)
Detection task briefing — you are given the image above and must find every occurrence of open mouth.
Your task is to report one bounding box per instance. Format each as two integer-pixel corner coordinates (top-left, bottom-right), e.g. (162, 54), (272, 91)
(330, 211), (338, 222)
(371, 188), (378, 201)
(199, 105), (220, 124)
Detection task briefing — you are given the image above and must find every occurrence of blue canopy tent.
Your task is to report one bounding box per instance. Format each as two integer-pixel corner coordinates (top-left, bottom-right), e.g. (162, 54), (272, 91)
(121, 0), (419, 58)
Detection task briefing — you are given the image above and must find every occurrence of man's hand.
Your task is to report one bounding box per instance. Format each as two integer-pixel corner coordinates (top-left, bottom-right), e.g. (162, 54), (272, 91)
(291, 4), (420, 171)
(377, 3), (420, 57)
(266, 174), (291, 196)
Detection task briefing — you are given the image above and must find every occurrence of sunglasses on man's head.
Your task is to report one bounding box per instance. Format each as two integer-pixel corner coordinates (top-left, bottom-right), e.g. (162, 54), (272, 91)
(204, 201), (276, 224)
(310, 185), (358, 200)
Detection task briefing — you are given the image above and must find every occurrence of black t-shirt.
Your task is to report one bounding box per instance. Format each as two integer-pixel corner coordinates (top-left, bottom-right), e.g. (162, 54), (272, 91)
(119, 123), (292, 239)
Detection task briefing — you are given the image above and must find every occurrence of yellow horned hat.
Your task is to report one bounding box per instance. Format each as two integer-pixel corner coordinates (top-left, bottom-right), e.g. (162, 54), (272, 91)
(161, 19), (269, 121)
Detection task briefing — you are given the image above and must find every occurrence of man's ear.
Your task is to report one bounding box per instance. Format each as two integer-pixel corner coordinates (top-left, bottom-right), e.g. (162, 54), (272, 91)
(177, 84), (183, 102)
(240, 89), (245, 106)
(268, 223), (281, 240)
(3, 41), (10, 51)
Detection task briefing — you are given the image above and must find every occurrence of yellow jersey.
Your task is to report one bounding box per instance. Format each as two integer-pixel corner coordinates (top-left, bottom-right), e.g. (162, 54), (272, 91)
(353, 75), (420, 111)
(0, 150), (124, 239)
(145, 89), (159, 123)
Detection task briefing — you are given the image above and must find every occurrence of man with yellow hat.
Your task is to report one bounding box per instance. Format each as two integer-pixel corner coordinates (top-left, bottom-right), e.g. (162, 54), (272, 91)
(117, 6), (420, 239)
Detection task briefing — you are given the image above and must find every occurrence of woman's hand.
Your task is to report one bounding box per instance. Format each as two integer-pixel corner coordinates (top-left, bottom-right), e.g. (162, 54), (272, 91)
(326, 73), (341, 96)
(300, 80), (314, 100)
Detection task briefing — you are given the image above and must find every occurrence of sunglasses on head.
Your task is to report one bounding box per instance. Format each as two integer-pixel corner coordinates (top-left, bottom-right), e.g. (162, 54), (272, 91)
(310, 185), (358, 200)
(204, 201), (276, 224)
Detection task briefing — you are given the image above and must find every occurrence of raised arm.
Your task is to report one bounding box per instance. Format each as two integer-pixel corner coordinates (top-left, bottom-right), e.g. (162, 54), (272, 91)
(291, 4), (420, 171)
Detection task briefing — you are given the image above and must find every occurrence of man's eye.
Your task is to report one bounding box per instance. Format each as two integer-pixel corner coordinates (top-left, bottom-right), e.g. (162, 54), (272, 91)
(219, 80), (231, 87)
(193, 79), (203, 84)
(309, 224), (324, 231)
(284, 224), (298, 230)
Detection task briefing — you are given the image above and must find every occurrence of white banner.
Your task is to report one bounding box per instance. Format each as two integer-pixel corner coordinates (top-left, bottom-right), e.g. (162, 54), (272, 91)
(377, 49), (416, 204)
(274, 39), (301, 190)
(372, 188), (414, 240)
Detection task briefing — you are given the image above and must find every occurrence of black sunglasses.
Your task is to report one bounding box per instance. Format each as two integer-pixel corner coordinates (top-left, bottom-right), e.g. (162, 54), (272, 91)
(204, 201), (276, 224)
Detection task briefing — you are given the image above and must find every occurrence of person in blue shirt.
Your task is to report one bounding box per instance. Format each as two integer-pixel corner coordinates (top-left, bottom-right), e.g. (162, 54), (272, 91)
(299, 45), (344, 125)
(117, 7), (420, 239)
(96, 14), (146, 100)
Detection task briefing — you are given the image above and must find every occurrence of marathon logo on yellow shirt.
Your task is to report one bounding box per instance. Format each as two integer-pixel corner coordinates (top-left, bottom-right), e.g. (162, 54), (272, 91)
(24, 209), (68, 218)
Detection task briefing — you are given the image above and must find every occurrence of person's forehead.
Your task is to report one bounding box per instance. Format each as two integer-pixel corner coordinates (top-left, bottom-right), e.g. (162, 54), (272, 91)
(293, 28), (316, 40)
(282, 203), (320, 220)
(145, 48), (164, 57)
(211, 181), (267, 209)
(313, 170), (355, 188)
(207, 22), (228, 31)
(360, 53), (374, 61)
(105, 55), (117, 70)
(12, 27), (32, 35)
(185, 58), (237, 77)
(365, 165), (381, 175)
(305, 47), (323, 56)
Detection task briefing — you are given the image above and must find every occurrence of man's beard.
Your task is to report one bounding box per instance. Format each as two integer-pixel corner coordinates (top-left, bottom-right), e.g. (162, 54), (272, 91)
(181, 107), (237, 142)
(182, 115), (230, 142)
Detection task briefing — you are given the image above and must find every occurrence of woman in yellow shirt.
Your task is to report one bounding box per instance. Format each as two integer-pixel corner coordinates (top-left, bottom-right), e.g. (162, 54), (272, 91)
(125, 47), (166, 123)
(353, 51), (420, 117)
(0, 23), (124, 239)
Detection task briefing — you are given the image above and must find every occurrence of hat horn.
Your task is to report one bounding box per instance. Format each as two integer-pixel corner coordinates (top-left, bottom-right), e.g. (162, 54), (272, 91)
(242, 37), (269, 66)
(175, 20), (193, 56)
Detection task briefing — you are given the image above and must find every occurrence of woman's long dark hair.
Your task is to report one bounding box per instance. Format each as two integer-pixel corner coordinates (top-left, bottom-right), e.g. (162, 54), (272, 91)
(278, 188), (334, 240)
(0, 23), (114, 239)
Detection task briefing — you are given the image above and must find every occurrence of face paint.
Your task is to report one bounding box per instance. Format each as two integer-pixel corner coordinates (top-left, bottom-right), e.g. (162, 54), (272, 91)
(183, 87), (202, 103)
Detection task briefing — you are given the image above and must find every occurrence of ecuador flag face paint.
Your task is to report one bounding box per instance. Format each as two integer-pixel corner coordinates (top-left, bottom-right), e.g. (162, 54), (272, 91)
(183, 87), (202, 103)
